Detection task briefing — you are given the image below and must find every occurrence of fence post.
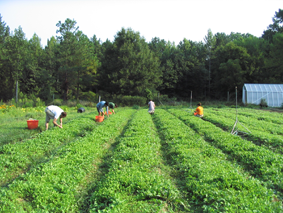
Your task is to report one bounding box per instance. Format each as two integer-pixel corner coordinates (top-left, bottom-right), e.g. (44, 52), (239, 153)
(227, 91), (229, 102)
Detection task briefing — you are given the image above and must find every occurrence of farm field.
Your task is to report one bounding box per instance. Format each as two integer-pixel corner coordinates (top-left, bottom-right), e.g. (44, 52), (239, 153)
(0, 106), (282, 212)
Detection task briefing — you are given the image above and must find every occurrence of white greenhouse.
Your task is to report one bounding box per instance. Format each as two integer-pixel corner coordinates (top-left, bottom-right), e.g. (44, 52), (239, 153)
(242, 83), (283, 107)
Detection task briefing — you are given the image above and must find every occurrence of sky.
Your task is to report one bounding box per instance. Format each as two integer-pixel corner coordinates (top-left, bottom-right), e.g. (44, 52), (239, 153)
(0, 0), (282, 48)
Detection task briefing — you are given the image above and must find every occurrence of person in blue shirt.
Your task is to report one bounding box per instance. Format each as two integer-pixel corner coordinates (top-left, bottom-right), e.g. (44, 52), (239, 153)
(96, 101), (109, 117)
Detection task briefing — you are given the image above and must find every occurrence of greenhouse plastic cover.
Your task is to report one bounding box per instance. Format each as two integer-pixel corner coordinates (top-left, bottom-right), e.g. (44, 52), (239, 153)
(242, 83), (283, 107)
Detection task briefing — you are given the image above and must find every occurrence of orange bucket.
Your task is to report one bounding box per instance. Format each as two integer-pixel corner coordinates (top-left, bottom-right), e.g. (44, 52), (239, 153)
(27, 120), (39, 129)
(95, 116), (104, 122)
(108, 111), (112, 115)
(194, 112), (197, 116)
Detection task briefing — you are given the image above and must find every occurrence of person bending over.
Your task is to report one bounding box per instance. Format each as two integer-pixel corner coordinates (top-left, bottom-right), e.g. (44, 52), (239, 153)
(45, 105), (67, 130)
(96, 101), (109, 117)
(109, 102), (118, 114)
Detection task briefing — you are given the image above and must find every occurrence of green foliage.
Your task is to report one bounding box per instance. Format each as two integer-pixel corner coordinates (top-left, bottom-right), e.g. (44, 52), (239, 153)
(2, 13), (283, 103)
(35, 97), (45, 107)
(1, 106), (283, 211)
(265, 33), (283, 83)
(0, 109), (135, 212)
(76, 103), (83, 109)
(155, 109), (282, 211)
(99, 28), (162, 96)
(158, 94), (170, 102)
(262, 9), (283, 42)
(259, 98), (268, 108)
(132, 105), (140, 109)
(80, 91), (96, 101)
(144, 88), (152, 101)
(118, 95), (146, 106)
(22, 100), (33, 108)
(52, 99), (63, 106)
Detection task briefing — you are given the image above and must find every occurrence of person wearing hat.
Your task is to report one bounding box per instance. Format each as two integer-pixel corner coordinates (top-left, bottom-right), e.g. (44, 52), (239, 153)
(45, 105), (67, 130)
(194, 102), (203, 118)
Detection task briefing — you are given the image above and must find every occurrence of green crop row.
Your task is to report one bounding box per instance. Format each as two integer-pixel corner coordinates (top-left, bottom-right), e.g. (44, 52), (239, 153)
(88, 109), (186, 212)
(170, 109), (283, 199)
(226, 108), (283, 125)
(203, 109), (283, 154)
(0, 113), (97, 186)
(0, 109), (136, 212)
(0, 111), (94, 146)
(207, 108), (283, 136)
(153, 109), (282, 212)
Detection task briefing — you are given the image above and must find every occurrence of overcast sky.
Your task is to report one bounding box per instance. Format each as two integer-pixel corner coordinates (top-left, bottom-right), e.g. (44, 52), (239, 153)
(0, 0), (282, 47)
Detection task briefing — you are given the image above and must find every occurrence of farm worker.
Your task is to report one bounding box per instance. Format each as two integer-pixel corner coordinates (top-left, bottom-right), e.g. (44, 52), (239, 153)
(96, 101), (109, 117)
(148, 99), (155, 115)
(194, 102), (203, 118)
(45, 105), (67, 130)
(109, 102), (118, 114)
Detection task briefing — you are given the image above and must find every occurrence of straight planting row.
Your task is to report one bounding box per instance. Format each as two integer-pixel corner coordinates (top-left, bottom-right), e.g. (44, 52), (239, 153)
(0, 109), (136, 212)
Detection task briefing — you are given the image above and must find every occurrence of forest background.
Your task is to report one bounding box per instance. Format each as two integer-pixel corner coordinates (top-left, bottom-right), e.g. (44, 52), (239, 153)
(0, 9), (283, 107)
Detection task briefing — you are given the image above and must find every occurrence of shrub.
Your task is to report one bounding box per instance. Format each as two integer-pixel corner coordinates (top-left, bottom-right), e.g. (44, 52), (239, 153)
(60, 106), (69, 112)
(259, 99), (268, 108)
(145, 88), (152, 102)
(22, 100), (34, 108)
(52, 99), (63, 106)
(65, 100), (77, 107)
(119, 95), (147, 106)
(132, 105), (140, 109)
(76, 103), (83, 110)
(159, 94), (170, 102)
(25, 113), (35, 119)
(35, 97), (45, 107)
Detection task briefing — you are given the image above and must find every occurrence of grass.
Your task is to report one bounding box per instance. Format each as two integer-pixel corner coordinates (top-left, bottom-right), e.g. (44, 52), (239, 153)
(0, 106), (96, 146)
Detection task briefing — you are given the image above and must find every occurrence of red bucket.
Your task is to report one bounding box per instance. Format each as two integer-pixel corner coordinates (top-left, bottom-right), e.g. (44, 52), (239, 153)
(27, 120), (39, 129)
(95, 116), (104, 122)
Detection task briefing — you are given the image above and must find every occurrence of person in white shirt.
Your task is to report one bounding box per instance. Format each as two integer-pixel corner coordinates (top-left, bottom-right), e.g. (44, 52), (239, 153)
(148, 99), (155, 115)
(45, 105), (67, 130)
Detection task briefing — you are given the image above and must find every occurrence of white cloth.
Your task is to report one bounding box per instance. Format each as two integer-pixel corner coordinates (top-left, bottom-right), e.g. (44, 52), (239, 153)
(46, 105), (64, 119)
(148, 101), (155, 112)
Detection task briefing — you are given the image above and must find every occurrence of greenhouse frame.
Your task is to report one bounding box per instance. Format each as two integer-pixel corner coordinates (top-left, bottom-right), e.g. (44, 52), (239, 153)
(242, 83), (283, 107)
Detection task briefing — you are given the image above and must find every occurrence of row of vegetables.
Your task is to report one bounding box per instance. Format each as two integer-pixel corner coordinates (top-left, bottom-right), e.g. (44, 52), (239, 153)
(203, 108), (283, 154)
(0, 113), (97, 186)
(0, 110), (94, 146)
(221, 108), (283, 125)
(88, 109), (186, 212)
(207, 108), (283, 135)
(155, 109), (282, 212)
(0, 108), (282, 212)
(170, 109), (283, 201)
(0, 109), (135, 212)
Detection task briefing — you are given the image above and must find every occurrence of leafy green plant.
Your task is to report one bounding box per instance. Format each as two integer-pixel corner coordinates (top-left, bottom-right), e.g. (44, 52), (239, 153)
(171, 109), (283, 197)
(0, 110), (136, 212)
(52, 99), (63, 106)
(154, 109), (282, 211)
(89, 110), (187, 212)
(132, 105), (140, 109)
(259, 98), (268, 108)
(76, 103), (83, 109)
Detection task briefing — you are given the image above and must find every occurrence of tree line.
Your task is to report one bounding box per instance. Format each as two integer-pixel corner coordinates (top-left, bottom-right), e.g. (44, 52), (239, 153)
(0, 9), (282, 104)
